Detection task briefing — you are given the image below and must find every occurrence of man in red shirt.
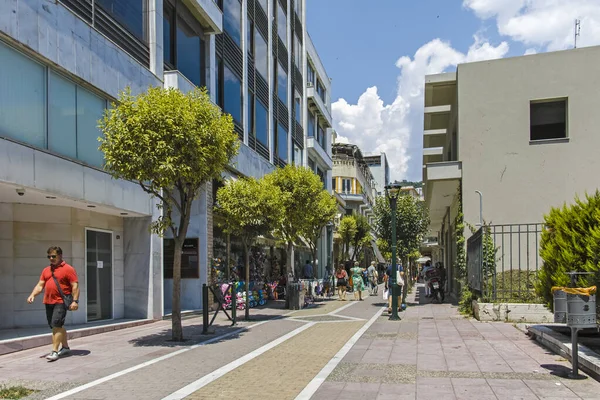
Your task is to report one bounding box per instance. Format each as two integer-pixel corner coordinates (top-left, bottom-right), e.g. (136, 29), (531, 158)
(27, 246), (80, 361)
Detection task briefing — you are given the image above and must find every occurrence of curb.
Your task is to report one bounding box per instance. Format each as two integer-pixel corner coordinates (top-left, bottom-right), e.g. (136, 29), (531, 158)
(0, 319), (156, 356)
(527, 324), (600, 381)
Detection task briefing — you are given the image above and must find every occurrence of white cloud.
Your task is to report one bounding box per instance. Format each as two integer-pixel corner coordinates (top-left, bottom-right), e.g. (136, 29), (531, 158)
(332, 36), (508, 181)
(524, 48), (538, 55)
(464, 0), (600, 50)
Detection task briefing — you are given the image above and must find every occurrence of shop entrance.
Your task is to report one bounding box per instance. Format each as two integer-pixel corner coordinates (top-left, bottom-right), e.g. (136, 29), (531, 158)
(86, 229), (113, 321)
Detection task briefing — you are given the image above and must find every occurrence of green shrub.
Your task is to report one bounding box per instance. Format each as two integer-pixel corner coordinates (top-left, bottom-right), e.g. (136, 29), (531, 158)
(536, 191), (600, 310)
(493, 270), (542, 303)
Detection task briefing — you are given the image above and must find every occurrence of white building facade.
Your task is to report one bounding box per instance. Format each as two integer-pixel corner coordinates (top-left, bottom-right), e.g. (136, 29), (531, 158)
(0, 0), (332, 329)
(423, 46), (600, 297)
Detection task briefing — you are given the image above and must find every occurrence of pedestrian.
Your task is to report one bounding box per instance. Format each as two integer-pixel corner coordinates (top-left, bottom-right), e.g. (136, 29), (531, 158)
(385, 262), (404, 313)
(421, 260), (434, 298)
(335, 264), (348, 301)
(350, 261), (366, 301)
(303, 259), (313, 279)
(367, 261), (379, 295)
(27, 246), (80, 362)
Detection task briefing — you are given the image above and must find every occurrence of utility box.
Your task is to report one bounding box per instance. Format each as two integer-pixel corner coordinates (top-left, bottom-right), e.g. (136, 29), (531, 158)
(566, 293), (597, 329)
(553, 290), (567, 323)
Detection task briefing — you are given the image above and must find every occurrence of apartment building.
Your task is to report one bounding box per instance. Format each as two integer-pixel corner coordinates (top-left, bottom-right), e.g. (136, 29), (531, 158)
(422, 45), (600, 296)
(0, 0), (332, 329)
(364, 153), (390, 197)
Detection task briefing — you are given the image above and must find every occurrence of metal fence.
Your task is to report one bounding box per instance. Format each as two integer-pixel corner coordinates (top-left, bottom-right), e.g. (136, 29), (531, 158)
(467, 223), (544, 302)
(467, 227), (483, 293)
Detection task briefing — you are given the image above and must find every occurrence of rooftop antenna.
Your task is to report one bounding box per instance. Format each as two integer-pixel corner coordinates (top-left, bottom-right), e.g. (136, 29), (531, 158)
(574, 19), (581, 48)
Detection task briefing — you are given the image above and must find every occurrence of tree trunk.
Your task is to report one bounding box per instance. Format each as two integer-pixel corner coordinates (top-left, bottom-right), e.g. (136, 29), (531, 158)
(311, 246), (318, 279)
(171, 236), (184, 341)
(244, 242), (250, 320)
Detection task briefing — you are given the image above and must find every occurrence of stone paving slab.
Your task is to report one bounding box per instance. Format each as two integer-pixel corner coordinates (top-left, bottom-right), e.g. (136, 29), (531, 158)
(311, 284), (600, 400)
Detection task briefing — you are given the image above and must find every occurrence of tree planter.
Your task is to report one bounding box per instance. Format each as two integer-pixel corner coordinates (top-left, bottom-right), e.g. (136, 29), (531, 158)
(473, 300), (553, 323)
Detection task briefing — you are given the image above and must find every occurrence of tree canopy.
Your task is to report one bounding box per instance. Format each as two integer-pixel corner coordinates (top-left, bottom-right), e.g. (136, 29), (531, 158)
(264, 165), (334, 276)
(373, 194), (430, 263)
(99, 86), (238, 341)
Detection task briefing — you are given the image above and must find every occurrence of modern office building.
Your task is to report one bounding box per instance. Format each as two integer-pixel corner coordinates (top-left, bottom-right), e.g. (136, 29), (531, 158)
(364, 153), (390, 197)
(0, 0), (332, 330)
(422, 45), (600, 297)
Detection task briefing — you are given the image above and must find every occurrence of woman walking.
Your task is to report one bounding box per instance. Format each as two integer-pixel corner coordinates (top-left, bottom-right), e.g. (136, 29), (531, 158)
(335, 265), (348, 301)
(350, 261), (366, 301)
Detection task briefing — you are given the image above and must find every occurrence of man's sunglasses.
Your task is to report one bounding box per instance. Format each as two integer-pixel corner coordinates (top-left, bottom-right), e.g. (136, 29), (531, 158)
(47, 255), (58, 259)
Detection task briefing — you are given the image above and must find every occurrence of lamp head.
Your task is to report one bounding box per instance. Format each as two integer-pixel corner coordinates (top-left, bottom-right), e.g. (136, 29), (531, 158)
(385, 181), (402, 200)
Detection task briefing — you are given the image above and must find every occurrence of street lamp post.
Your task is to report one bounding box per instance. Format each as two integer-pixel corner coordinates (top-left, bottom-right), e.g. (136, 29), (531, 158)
(326, 221), (334, 290)
(385, 182), (402, 321)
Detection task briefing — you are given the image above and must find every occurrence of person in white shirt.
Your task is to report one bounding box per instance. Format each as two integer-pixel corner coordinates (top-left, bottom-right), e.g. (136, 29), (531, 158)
(420, 261), (434, 297)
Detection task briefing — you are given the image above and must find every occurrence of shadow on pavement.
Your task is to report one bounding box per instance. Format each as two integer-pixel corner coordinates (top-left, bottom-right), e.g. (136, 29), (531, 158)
(540, 363), (575, 378)
(128, 313), (285, 347)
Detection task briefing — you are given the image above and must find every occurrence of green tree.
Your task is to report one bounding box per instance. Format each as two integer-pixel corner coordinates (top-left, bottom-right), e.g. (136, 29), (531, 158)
(302, 190), (338, 274)
(215, 177), (283, 318)
(338, 216), (357, 260)
(350, 214), (372, 263)
(536, 191), (600, 309)
(373, 194), (430, 265)
(264, 165), (331, 277)
(99, 87), (238, 340)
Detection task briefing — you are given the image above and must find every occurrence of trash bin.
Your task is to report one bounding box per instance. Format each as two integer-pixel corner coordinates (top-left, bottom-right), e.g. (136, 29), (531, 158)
(567, 293), (597, 329)
(553, 289), (567, 323)
(286, 282), (305, 310)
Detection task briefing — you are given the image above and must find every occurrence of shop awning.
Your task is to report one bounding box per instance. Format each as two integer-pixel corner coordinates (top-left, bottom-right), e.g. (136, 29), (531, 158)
(416, 256), (431, 263)
(371, 240), (386, 263)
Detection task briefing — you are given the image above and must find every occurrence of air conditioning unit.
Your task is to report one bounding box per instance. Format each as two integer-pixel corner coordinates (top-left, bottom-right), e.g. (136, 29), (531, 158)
(307, 81), (314, 88)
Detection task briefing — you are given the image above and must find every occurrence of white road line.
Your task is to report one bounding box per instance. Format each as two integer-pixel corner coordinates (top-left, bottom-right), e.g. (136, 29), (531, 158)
(44, 316), (288, 400)
(162, 322), (316, 400)
(295, 306), (386, 400)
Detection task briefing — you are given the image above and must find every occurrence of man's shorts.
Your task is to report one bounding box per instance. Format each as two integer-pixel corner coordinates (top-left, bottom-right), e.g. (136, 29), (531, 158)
(46, 303), (67, 329)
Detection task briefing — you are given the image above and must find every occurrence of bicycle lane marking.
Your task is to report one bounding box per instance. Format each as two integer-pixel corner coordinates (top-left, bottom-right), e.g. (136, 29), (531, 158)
(295, 306), (386, 400)
(161, 322), (316, 400)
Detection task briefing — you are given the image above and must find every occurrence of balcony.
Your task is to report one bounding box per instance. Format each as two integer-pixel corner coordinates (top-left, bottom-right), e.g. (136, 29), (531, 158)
(307, 137), (333, 169)
(423, 161), (462, 234)
(164, 70), (196, 94)
(183, 0), (223, 33)
(307, 85), (332, 128)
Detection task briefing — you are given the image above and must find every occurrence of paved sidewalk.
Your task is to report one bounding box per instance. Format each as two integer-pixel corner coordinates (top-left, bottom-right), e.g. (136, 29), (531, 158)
(309, 284), (600, 400)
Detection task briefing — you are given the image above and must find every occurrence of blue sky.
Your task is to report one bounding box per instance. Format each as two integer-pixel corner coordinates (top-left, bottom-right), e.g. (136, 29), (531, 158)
(306, 0), (600, 181)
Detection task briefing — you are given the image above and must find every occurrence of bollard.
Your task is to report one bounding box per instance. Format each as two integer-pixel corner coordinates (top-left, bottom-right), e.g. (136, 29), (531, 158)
(231, 281), (237, 326)
(202, 284), (209, 334)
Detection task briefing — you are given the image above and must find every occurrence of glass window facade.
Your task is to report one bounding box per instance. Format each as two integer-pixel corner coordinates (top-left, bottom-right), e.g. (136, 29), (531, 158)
(255, 99), (268, 146)
(247, 20), (254, 55)
(294, 91), (302, 126)
(257, 0), (267, 12)
(277, 62), (288, 106)
(248, 92), (255, 138)
(307, 63), (315, 85)
(307, 111), (315, 137)
(277, 123), (288, 161)
(0, 41), (107, 168)
(317, 79), (326, 102)
(223, 65), (242, 124)
(294, 33), (301, 68)
(163, 2), (206, 87)
(255, 31), (268, 80)
(76, 87), (107, 167)
(317, 123), (325, 148)
(96, 0), (146, 42)
(277, 1), (287, 45)
(48, 72), (77, 159)
(223, 0), (242, 47)
(176, 17), (203, 87)
(0, 41), (46, 149)
(294, 0), (302, 16)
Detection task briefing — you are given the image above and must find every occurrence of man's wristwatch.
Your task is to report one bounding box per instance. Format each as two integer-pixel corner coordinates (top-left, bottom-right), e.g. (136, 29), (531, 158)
(73, 300), (79, 304)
